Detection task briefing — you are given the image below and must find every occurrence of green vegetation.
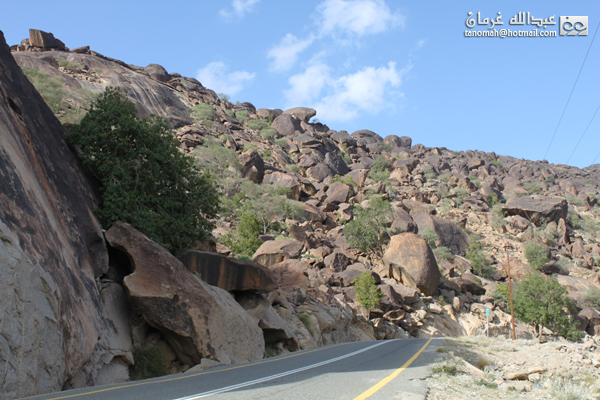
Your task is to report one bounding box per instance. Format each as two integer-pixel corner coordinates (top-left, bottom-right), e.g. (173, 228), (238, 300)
(66, 87), (219, 255)
(218, 93), (230, 103)
(378, 142), (393, 153)
(340, 151), (352, 165)
(524, 182), (542, 195)
(21, 67), (65, 112)
(274, 138), (288, 148)
(492, 159), (502, 168)
(260, 127), (278, 140)
(235, 110), (250, 124)
(433, 246), (453, 262)
(298, 313), (315, 336)
(345, 197), (394, 261)
(225, 109), (235, 118)
(584, 288), (600, 310)
(465, 241), (494, 278)
(422, 166), (438, 181)
(513, 273), (582, 341)
(54, 56), (82, 70)
(130, 345), (168, 380)
(248, 119), (270, 130)
(286, 164), (301, 174)
(367, 155), (391, 182)
(354, 271), (384, 311)
(191, 103), (215, 123)
(421, 228), (438, 248)
(221, 211), (263, 258)
(545, 175), (555, 183)
(330, 174), (358, 190)
(524, 242), (549, 270)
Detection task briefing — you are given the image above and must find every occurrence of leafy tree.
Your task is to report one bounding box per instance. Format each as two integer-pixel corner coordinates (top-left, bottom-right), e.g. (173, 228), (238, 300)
(66, 87), (219, 255)
(513, 273), (582, 341)
(220, 211), (263, 258)
(524, 242), (549, 270)
(345, 197), (394, 261)
(354, 271), (383, 312)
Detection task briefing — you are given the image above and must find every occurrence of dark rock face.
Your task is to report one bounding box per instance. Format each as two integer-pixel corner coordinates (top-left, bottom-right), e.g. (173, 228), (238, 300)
(28, 29), (65, 50)
(180, 250), (278, 293)
(272, 113), (303, 136)
(502, 196), (568, 226)
(413, 213), (469, 255)
(239, 150), (265, 183)
(106, 222), (264, 366)
(145, 63), (169, 82)
(283, 107), (316, 122)
(0, 31), (126, 397)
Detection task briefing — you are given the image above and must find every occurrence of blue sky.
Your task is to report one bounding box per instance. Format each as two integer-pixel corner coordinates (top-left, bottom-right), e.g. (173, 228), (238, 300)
(3, 1), (600, 168)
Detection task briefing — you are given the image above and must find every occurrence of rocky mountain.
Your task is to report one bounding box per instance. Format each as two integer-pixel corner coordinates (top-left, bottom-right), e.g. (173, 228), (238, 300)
(2, 29), (600, 398)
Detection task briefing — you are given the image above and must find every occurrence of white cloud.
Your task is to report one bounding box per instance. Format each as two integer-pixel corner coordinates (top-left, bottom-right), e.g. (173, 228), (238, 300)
(316, 0), (405, 37)
(285, 61), (406, 122)
(219, 0), (260, 19)
(267, 34), (315, 72)
(196, 62), (255, 96)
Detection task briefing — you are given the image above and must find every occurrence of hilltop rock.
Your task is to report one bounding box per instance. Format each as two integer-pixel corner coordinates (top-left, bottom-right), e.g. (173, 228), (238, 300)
(180, 250), (278, 293)
(272, 113), (303, 136)
(283, 107), (316, 122)
(383, 233), (441, 295)
(145, 63), (169, 82)
(106, 222), (264, 367)
(28, 29), (65, 50)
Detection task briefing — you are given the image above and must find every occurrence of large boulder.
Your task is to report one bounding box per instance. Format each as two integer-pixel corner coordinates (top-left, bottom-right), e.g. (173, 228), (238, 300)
(502, 196), (568, 226)
(239, 150), (265, 183)
(180, 250), (278, 293)
(253, 240), (304, 268)
(272, 113), (303, 136)
(283, 107), (316, 122)
(145, 63), (169, 82)
(412, 213), (469, 255)
(269, 259), (310, 292)
(383, 233), (441, 295)
(28, 28), (65, 49)
(0, 31), (124, 397)
(105, 222), (264, 366)
(325, 182), (352, 204)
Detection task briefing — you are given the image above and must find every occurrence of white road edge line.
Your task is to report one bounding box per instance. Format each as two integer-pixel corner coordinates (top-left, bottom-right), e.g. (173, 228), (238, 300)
(172, 341), (391, 399)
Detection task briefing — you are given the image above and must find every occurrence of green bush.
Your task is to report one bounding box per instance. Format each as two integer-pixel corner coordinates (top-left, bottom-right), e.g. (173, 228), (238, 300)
(66, 87), (219, 255)
(130, 345), (168, 380)
(490, 204), (505, 230)
(235, 110), (250, 124)
(260, 127), (278, 140)
(433, 246), (453, 262)
(524, 182), (542, 195)
(492, 160), (502, 168)
(368, 156), (391, 182)
(341, 152), (352, 165)
(218, 93), (230, 102)
(298, 313), (315, 336)
(466, 242), (494, 278)
(248, 119), (270, 130)
(330, 174), (358, 189)
(225, 109), (235, 117)
(21, 67), (65, 112)
(220, 211), (263, 258)
(545, 175), (555, 183)
(513, 273), (582, 341)
(192, 140), (241, 177)
(286, 164), (301, 174)
(354, 271), (383, 311)
(191, 103), (215, 123)
(345, 197), (394, 261)
(274, 138), (289, 148)
(263, 149), (272, 161)
(421, 228), (439, 248)
(422, 166), (437, 181)
(524, 242), (549, 270)
(54, 56), (83, 70)
(378, 142), (393, 153)
(584, 288), (600, 310)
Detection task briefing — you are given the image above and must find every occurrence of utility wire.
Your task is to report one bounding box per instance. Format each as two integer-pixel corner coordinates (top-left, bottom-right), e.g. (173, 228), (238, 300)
(543, 19), (600, 160)
(566, 102), (600, 164)
(592, 150), (600, 165)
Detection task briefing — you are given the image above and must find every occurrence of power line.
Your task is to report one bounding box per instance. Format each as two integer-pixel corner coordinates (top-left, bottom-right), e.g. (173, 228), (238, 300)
(592, 150), (600, 165)
(543, 19), (600, 160)
(566, 102), (600, 165)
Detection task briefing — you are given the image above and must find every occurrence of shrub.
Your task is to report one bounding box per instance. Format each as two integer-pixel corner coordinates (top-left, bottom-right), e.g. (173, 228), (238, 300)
(379, 142), (393, 153)
(367, 155), (390, 182)
(220, 211), (263, 258)
(524, 182), (542, 195)
(584, 288), (600, 310)
(218, 93), (230, 102)
(66, 87), (219, 255)
(340, 152), (352, 165)
(298, 313), (314, 336)
(248, 119), (270, 131)
(225, 109), (235, 117)
(260, 127), (278, 140)
(422, 166), (437, 181)
(235, 110), (250, 124)
(354, 271), (384, 311)
(513, 273), (582, 341)
(330, 174), (357, 190)
(263, 149), (272, 161)
(545, 175), (555, 183)
(54, 56), (82, 70)
(566, 195), (584, 207)
(21, 67), (65, 112)
(421, 228), (439, 248)
(191, 103), (215, 123)
(192, 141), (241, 177)
(274, 138), (289, 148)
(524, 242), (549, 270)
(465, 242), (494, 278)
(433, 246), (453, 262)
(490, 204), (505, 230)
(492, 160), (502, 168)
(486, 193), (501, 206)
(130, 345), (167, 380)
(93, 67), (104, 74)
(345, 197), (394, 261)
(286, 164), (301, 174)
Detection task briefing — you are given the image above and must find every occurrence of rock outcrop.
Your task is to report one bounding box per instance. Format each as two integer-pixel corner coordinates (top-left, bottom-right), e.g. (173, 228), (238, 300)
(105, 222), (265, 366)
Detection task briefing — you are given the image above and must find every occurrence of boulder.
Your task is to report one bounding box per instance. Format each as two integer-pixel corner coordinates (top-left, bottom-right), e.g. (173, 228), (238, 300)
(180, 250), (278, 293)
(145, 64), (169, 82)
(253, 240), (304, 268)
(269, 259), (310, 292)
(259, 306), (300, 350)
(71, 45), (90, 54)
(283, 107), (317, 122)
(256, 108), (283, 120)
(272, 113), (303, 136)
(239, 150), (265, 183)
(391, 207), (418, 233)
(503, 196), (568, 226)
(29, 29), (64, 49)
(383, 233), (441, 295)
(263, 171), (301, 200)
(325, 182), (352, 204)
(450, 277), (486, 295)
(307, 162), (336, 181)
(412, 213), (469, 255)
(105, 222), (264, 367)
(324, 251), (349, 272)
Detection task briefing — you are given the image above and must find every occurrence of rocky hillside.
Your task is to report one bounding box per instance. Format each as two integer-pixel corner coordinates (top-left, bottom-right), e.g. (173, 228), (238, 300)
(3, 29), (600, 398)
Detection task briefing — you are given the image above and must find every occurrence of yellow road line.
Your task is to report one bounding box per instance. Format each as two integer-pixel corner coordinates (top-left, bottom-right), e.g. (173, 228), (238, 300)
(35, 342), (352, 400)
(352, 338), (433, 400)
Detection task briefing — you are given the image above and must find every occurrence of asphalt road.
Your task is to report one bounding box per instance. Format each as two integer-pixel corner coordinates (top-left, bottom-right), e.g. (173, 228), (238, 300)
(24, 338), (441, 400)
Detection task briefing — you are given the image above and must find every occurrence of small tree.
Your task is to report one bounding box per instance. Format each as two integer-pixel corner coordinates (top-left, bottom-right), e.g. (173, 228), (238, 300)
(354, 271), (383, 314)
(513, 273), (582, 341)
(524, 242), (549, 270)
(345, 197), (394, 262)
(421, 228), (439, 248)
(66, 87), (220, 255)
(220, 211), (263, 259)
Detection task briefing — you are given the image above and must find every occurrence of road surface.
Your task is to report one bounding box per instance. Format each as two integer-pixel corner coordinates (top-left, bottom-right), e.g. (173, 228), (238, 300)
(25, 338), (441, 400)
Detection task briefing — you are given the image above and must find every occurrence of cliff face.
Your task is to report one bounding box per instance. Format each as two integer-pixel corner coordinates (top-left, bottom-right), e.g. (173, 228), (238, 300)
(0, 31), (127, 398)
